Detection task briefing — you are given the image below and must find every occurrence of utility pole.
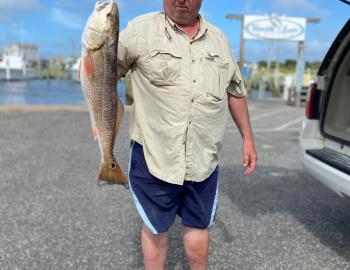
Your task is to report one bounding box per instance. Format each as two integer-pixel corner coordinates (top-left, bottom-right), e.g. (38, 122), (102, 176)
(267, 40), (273, 72)
(274, 42), (280, 89)
(295, 18), (320, 107)
(71, 39), (77, 59)
(225, 14), (245, 72)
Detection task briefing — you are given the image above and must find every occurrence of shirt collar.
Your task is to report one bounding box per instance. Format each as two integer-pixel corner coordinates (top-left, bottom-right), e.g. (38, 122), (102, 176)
(163, 12), (208, 41)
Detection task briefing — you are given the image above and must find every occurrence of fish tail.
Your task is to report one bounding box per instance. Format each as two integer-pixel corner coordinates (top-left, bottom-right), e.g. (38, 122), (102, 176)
(97, 160), (128, 187)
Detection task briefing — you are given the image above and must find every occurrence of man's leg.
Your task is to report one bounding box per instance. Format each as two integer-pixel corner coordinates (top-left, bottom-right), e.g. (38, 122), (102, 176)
(180, 167), (219, 270)
(129, 141), (182, 269)
(142, 224), (169, 270)
(182, 226), (209, 270)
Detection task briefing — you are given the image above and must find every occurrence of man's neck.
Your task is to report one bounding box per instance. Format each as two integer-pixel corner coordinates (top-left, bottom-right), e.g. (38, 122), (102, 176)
(169, 16), (200, 39)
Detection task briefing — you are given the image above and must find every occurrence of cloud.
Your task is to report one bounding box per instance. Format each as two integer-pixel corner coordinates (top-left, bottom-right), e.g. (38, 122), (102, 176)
(268, 0), (330, 16)
(269, 0), (317, 11)
(51, 7), (85, 30)
(0, 0), (42, 12)
(2, 23), (30, 43)
(200, 9), (212, 20)
(305, 39), (331, 58)
(0, 0), (42, 21)
(116, 0), (126, 9)
(49, 0), (130, 32)
(243, 1), (266, 14)
(243, 39), (330, 62)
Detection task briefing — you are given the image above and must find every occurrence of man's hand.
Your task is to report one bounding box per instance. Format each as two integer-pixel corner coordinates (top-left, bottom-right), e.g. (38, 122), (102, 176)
(243, 140), (257, 176)
(227, 94), (257, 175)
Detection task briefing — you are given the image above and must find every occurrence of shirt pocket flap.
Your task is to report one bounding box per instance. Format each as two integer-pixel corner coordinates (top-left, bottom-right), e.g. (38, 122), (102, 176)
(202, 56), (229, 100)
(149, 48), (182, 59)
(204, 55), (228, 66)
(147, 48), (182, 86)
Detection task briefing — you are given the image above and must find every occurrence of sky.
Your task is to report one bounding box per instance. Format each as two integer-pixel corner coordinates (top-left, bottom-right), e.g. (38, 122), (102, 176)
(0, 0), (349, 62)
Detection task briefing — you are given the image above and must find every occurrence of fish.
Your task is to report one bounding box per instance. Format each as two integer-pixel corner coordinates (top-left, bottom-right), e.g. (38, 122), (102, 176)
(79, 0), (127, 186)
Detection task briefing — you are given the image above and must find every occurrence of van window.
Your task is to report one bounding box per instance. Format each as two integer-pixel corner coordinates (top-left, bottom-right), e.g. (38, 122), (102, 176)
(323, 42), (350, 143)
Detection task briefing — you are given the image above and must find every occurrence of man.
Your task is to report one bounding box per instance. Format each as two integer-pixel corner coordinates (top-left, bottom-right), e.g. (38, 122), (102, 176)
(117, 0), (257, 269)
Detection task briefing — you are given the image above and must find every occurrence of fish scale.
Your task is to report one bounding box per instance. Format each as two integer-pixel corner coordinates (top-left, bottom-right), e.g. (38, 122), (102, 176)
(90, 50), (115, 157)
(80, 1), (127, 186)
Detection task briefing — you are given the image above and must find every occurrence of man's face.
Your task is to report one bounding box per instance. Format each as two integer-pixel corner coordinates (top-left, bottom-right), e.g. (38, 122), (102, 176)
(163, 0), (202, 25)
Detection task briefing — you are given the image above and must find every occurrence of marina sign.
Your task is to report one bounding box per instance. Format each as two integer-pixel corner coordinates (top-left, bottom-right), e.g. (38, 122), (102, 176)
(243, 15), (306, 41)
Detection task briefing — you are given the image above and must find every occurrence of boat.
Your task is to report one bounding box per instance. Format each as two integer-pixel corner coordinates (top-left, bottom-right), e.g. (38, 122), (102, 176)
(70, 58), (80, 82)
(0, 44), (39, 81)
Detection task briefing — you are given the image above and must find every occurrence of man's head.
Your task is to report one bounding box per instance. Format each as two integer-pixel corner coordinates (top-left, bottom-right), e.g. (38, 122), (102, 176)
(163, 0), (202, 26)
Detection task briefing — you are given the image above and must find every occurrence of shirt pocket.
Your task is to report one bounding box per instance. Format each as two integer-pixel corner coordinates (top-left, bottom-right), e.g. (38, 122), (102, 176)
(148, 48), (182, 87)
(202, 57), (229, 100)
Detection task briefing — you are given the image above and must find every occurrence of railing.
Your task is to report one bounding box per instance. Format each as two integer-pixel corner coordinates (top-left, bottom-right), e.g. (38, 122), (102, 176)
(287, 86), (308, 107)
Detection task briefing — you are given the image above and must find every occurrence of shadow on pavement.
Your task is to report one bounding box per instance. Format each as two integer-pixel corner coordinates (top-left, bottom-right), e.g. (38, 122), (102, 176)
(219, 165), (350, 262)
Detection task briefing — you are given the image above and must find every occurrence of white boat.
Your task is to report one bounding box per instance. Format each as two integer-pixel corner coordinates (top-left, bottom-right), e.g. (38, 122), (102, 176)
(0, 44), (39, 81)
(70, 58), (80, 82)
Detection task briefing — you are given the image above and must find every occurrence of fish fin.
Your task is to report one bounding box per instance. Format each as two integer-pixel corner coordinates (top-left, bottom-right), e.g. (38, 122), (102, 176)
(97, 160), (128, 186)
(77, 59), (81, 81)
(89, 116), (98, 141)
(113, 95), (124, 142)
(83, 53), (94, 78)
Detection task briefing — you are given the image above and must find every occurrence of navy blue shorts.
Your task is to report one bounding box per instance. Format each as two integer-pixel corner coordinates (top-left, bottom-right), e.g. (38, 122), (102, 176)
(128, 141), (219, 234)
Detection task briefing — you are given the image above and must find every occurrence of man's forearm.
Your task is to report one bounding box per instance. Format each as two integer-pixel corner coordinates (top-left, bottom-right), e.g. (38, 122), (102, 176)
(227, 94), (254, 142)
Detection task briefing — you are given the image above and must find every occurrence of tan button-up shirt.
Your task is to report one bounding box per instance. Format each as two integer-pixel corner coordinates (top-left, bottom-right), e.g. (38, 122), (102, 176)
(118, 12), (246, 185)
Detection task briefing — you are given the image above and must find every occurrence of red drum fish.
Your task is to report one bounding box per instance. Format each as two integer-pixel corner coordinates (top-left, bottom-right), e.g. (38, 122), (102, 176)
(79, 1), (127, 186)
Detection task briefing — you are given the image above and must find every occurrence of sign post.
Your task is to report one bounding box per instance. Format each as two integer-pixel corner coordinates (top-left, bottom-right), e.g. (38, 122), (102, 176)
(226, 14), (319, 104)
(239, 16), (246, 73)
(225, 14), (244, 72)
(295, 41), (305, 107)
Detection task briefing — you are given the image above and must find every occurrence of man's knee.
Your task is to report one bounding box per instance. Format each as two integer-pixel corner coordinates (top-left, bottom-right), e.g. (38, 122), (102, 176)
(182, 227), (209, 266)
(142, 225), (169, 249)
(142, 225), (169, 269)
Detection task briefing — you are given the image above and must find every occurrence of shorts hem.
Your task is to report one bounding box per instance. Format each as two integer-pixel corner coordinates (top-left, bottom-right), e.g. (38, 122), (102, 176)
(181, 222), (211, 230)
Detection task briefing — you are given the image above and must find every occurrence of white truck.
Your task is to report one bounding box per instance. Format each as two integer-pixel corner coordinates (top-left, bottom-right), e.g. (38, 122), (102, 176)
(300, 18), (350, 197)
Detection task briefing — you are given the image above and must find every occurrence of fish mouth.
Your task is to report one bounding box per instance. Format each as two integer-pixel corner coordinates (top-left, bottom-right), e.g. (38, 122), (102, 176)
(95, 0), (115, 11)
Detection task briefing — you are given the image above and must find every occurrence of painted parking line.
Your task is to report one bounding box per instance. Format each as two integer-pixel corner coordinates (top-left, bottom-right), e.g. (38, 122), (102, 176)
(273, 117), (305, 131)
(250, 109), (290, 121)
(227, 115), (304, 133)
(227, 128), (300, 133)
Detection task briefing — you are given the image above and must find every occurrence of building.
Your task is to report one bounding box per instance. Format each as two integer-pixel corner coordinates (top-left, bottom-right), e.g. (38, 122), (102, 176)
(0, 43), (39, 80)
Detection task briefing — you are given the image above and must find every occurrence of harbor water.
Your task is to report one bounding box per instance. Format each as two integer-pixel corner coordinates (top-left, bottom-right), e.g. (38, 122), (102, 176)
(0, 79), (126, 105)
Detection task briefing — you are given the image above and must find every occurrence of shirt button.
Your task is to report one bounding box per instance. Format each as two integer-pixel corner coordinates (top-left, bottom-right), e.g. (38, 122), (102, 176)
(193, 79), (196, 83)
(191, 98), (194, 103)
(192, 59), (195, 63)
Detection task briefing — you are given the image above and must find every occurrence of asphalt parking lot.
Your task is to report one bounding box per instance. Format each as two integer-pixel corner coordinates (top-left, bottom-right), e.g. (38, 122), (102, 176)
(1, 99), (350, 270)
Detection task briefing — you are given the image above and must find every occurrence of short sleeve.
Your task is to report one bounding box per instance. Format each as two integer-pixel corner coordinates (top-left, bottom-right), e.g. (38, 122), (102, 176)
(222, 35), (247, 98)
(117, 22), (139, 79)
(226, 60), (247, 98)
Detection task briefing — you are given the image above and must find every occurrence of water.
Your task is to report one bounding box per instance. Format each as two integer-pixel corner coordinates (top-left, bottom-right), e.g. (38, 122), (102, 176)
(0, 79), (126, 105)
(249, 89), (274, 99)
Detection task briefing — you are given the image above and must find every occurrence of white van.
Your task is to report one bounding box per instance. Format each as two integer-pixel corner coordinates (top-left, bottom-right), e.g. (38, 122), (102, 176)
(300, 18), (350, 197)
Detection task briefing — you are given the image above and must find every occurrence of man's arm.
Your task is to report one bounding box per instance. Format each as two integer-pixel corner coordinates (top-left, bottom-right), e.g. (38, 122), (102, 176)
(227, 94), (257, 175)
(117, 21), (139, 81)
